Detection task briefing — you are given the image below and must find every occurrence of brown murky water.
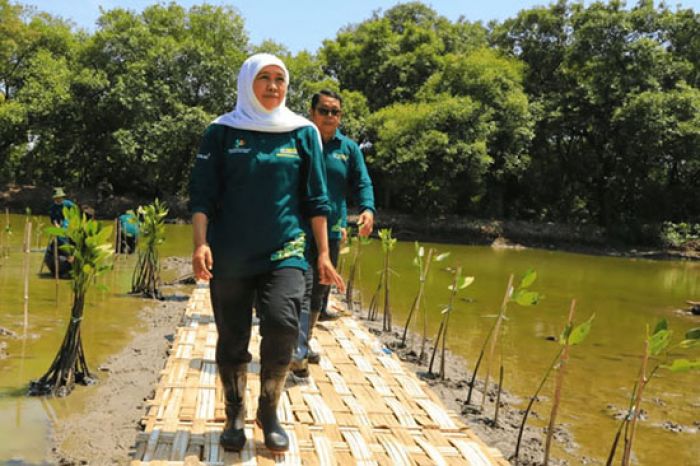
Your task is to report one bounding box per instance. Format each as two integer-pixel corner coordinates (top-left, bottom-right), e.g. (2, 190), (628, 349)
(0, 214), (191, 463)
(0, 214), (697, 464)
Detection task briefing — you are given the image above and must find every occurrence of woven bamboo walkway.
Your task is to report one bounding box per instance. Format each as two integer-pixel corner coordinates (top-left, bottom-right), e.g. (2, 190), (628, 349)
(130, 283), (509, 466)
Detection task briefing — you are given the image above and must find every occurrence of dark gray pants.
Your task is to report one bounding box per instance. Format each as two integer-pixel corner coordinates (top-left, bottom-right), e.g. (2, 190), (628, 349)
(294, 240), (340, 360)
(210, 268), (304, 370)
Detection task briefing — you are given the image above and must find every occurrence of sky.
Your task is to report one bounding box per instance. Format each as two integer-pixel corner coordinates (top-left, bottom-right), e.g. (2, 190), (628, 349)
(22, 0), (700, 53)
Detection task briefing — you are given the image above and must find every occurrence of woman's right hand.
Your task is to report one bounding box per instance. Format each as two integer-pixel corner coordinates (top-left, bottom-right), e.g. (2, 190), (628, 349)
(192, 244), (213, 281)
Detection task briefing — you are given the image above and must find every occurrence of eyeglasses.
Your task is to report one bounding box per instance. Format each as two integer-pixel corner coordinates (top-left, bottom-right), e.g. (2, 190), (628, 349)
(315, 107), (342, 117)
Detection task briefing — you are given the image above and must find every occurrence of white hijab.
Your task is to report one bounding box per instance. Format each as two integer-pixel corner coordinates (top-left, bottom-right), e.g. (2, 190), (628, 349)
(213, 53), (317, 137)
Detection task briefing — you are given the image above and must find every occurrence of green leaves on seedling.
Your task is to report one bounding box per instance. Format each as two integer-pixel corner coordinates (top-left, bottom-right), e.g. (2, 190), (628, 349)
(448, 275), (474, 291)
(560, 314), (595, 346)
(510, 269), (541, 307)
(680, 327), (700, 349)
(378, 228), (396, 253)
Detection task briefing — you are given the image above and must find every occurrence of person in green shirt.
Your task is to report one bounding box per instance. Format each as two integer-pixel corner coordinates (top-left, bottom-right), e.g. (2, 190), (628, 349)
(189, 54), (344, 453)
(291, 90), (375, 378)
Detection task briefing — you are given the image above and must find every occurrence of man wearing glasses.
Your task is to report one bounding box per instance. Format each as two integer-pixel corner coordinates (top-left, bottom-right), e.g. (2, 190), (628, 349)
(291, 90), (375, 377)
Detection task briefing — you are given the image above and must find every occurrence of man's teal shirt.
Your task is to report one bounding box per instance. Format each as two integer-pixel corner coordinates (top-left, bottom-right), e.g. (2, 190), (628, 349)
(324, 129), (375, 240)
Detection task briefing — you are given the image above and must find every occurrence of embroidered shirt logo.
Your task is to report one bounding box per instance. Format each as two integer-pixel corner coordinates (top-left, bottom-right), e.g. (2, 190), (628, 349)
(270, 233), (306, 261)
(228, 138), (251, 154)
(276, 147), (300, 158)
(196, 152), (211, 160)
(332, 151), (348, 162)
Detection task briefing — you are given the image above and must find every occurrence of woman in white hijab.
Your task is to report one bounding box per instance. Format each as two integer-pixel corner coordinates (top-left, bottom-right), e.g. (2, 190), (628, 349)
(190, 53), (344, 453)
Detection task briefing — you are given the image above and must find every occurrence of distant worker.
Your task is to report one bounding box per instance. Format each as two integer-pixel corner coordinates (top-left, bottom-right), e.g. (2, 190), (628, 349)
(291, 89), (375, 378)
(45, 187), (75, 278)
(117, 211), (140, 254)
(49, 187), (75, 228)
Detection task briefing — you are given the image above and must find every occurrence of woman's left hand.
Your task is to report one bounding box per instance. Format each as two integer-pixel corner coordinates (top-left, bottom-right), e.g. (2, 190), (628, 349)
(317, 253), (345, 293)
(358, 210), (374, 237)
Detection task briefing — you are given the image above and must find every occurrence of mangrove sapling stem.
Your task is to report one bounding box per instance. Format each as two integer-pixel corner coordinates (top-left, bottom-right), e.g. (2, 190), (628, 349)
(513, 349), (564, 462)
(346, 236), (360, 310)
(544, 299), (577, 465)
(402, 248), (434, 348)
(481, 274), (514, 408)
(53, 236), (59, 299)
(383, 248), (392, 332)
(622, 340), (650, 466)
(439, 267), (461, 380)
(494, 364), (504, 426)
(367, 276), (382, 321)
(606, 380), (640, 466)
(428, 318), (445, 376)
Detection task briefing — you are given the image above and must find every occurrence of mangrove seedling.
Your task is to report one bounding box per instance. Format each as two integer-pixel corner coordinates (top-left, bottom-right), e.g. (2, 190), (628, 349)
(401, 242), (450, 354)
(379, 229), (397, 331)
(473, 270), (540, 414)
(428, 266), (474, 379)
(606, 320), (700, 466)
(28, 205), (113, 396)
(344, 227), (371, 311)
(512, 300), (594, 464)
(367, 228), (397, 331)
(130, 199), (167, 299)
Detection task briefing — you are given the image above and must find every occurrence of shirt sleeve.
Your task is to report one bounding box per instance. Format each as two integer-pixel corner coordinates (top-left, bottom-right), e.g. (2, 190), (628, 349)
(348, 141), (375, 214)
(298, 126), (331, 218)
(189, 124), (223, 218)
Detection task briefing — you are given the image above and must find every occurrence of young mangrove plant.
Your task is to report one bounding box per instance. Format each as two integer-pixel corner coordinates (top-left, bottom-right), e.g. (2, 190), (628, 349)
(367, 228), (397, 331)
(470, 270), (540, 415)
(401, 242), (450, 354)
(28, 205), (113, 396)
(131, 199), (167, 299)
(344, 227), (371, 311)
(606, 320), (700, 466)
(428, 266), (474, 379)
(512, 300), (594, 464)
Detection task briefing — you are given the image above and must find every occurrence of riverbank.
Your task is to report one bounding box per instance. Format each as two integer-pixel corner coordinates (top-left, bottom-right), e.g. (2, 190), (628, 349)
(2, 183), (697, 261)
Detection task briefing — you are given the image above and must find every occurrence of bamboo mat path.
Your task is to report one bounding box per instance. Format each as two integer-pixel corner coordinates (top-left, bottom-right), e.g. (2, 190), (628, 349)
(130, 283), (509, 465)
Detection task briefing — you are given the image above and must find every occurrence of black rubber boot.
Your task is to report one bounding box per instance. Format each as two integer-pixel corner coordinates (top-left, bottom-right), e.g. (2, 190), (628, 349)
(307, 311), (321, 364)
(219, 363), (248, 451)
(256, 366), (289, 452)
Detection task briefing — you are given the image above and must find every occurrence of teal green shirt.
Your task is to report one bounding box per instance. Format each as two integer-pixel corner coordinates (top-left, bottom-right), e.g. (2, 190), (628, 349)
(324, 129), (375, 240)
(189, 124), (330, 278)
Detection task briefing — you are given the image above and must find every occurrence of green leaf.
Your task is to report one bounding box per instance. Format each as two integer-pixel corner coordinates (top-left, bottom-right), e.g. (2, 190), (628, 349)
(685, 327), (700, 340)
(513, 290), (540, 306)
(568, 314), (595, 345)
(96, 283), (110, 292)
(519, 269), (537, 289)
(434, 252), (450, 262)
(662, 359), (700, 373)
(44, 226), (66, 237)
(653, 319), (669, 335)
(648, 329), (671, 356)
(679, 339), (700, 349)
(459, 276), (475, 289)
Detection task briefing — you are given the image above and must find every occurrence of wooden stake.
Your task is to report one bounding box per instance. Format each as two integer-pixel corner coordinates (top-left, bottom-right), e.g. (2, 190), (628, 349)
(23, 221), (32, 329)
(54, 236), (60, 301)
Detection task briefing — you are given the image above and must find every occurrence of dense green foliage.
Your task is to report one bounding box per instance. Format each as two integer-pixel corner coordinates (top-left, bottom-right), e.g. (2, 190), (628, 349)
(1, 0), (698, 239)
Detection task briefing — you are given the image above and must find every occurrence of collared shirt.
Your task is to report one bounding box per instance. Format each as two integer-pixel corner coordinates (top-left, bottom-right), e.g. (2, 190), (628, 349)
(323, 129), (375, 240)
(189, 124), (330, 278)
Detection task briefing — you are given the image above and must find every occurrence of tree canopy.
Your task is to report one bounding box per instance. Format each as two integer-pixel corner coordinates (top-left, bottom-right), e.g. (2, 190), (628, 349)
(1, 0), (698, 239)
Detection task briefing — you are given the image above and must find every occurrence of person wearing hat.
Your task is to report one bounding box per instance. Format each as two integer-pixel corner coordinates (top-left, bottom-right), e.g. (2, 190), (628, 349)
(49, 187), (75, 228)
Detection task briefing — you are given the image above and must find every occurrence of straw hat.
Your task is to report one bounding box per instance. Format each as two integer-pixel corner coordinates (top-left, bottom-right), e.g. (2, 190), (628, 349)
(52, 187), (66, 199)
